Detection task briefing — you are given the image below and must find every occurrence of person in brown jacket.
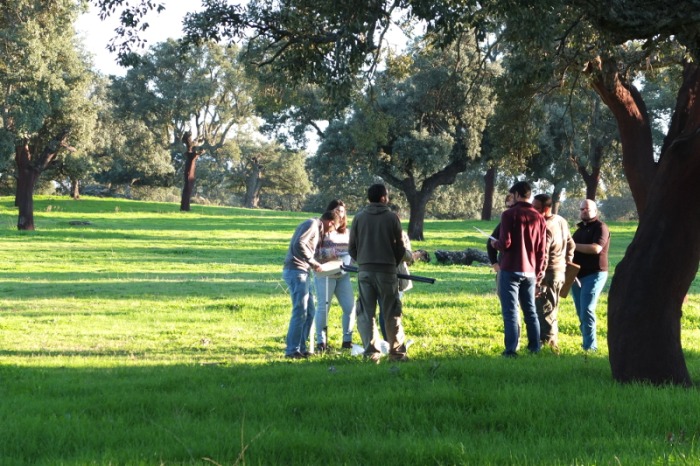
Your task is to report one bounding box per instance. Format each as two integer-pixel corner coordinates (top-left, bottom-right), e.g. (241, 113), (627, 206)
(532, 193), (575, 350)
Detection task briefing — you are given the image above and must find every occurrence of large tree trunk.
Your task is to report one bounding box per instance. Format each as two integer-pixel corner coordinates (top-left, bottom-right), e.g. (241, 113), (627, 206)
(180, 132), (202, 212)
(14, 130), (69, 230)
(587, 56), (656, 214)
(70, 177), (80, 199)
(244, 157), (263, 208)
(15, 143), (37, 230)
(406, 191), (433, 241)
(481, 166), (495, 221)
(180, 154), (198, 211)
(380, 154), (468, 241)
(608, 144), (699, 385)
(551, 184), (564, 215)
(576, 159), (601, 200)
(588, 57), (697, 386)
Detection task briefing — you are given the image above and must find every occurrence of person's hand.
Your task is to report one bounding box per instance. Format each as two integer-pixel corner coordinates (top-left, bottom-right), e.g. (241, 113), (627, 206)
(491, 264), (500, 273)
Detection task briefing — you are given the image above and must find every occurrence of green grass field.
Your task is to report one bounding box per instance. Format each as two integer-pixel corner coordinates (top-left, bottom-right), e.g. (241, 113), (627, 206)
(1, 196), (699, 465)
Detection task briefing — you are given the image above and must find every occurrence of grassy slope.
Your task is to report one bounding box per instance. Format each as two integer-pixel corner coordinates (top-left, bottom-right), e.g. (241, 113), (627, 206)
(0, 196), (698, 465)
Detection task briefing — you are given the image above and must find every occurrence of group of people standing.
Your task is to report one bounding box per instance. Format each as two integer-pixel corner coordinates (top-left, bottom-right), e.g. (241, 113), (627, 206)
(282, 183), (412, 362)
(488, 181), (610, 356)
(282, 180), (610, 361)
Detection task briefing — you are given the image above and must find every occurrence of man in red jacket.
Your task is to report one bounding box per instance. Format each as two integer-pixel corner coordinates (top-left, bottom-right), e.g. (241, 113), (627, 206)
(490, 181), (547, 357)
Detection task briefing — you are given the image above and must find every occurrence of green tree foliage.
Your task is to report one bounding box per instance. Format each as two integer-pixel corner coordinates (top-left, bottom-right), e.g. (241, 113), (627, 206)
(523, 91), (621, 208)
(228, 137), (311, 210)
(305, 119), (380, 213)
(109, 39), (258, 208)
(1, 0), (96, 229)
(310, 33), (496, 240)
(80, 75), (173, 195)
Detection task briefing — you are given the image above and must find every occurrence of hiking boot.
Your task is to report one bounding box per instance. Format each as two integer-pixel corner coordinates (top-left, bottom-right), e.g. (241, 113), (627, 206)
(544, 340), (560, 354)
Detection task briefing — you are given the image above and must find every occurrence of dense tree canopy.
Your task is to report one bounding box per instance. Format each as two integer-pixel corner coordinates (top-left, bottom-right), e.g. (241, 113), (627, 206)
(310, 33), (496, 239)
(1, 0), (96, 229)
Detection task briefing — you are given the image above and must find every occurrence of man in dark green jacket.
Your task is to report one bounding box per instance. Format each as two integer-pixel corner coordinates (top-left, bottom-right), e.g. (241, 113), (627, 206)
(349, 183), (408, 362)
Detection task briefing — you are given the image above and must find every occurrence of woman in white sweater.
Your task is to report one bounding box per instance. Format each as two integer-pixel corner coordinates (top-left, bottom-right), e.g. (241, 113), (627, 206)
(313, 199), (356, 352)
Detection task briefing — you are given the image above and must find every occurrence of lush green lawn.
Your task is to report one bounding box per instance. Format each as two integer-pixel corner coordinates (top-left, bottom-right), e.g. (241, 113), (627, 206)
(0, 196), (699, 465)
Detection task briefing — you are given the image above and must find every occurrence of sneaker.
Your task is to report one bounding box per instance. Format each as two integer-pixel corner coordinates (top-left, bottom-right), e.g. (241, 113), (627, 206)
(316, 343), (328, 353)
(501, 351), (517, 358)
(341, 341), (353, 349)
(364, 352), (382, 364)
(285, 352), (307, 359)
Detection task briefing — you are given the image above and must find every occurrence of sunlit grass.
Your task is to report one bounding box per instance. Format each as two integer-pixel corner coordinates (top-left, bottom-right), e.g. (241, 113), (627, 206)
(0, 195), (699, 465)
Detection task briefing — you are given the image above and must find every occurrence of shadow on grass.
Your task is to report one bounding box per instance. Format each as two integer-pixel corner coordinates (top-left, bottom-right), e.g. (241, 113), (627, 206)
(0, 271), (289, 299)
(2, 350), (699, 463)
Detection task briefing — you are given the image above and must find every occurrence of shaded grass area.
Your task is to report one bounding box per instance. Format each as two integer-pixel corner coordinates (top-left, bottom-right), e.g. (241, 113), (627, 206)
(2, 358), (699, 465)
(0, 196), (699, 465)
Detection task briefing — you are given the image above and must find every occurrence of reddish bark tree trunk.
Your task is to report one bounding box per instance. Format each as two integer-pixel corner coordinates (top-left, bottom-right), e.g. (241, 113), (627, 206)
(14, 130), (69, 230)
(15, 143), (37, 230)
(180, 132), (202, 212)
(576, 160), (601, 200)
(406, 192), (431, 241)
(481, 166), (495, 221)
(588, 57), (697, 386)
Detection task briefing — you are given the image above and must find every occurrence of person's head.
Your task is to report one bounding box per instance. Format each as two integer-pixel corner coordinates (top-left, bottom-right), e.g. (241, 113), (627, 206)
(509, 181), (532, 203)
(367, 183), (389, 204)
(579, 199), (598, 222)
(532, 193), (552, 215)
(504, 193), (515, 208)
(325, 199), (347, 233)
(320, 210), (341, 234)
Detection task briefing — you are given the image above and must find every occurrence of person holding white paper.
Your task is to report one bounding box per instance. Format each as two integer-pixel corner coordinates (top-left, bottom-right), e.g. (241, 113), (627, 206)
(312, 200), (357, 353)
(283, 210), (340, 359)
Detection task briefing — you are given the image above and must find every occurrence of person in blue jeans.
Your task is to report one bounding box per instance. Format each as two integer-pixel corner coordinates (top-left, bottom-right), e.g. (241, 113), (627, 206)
(313, 199), (356, 352)
(490, 181), (547, 357)
(571, 199), (610, 352)
(283, 210), (340, 359)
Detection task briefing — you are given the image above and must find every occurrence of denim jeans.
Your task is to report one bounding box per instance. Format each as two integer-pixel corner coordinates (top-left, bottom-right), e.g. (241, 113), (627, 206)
(314, 272), (356, 346)
(498, 270), (540, 354)
(572, 271), (607, 351)
(283, 268), (315, 356)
